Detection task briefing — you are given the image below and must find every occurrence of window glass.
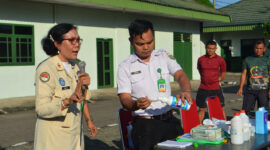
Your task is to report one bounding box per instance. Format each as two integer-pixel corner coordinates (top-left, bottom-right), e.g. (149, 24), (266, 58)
(104, 41), (109, 54)
(0, 24), (34, 65)
(0, 43), (7, 57)
(0, 25), (12, 34)
(15, 26), (32, 35)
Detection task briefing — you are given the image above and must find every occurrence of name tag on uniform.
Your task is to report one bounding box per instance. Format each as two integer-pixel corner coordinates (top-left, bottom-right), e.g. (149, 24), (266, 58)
(158, 78), (166, 92)
(131, 70), (141, 75)
(157, 68), (166, 92)
(62, 86), (70, 90)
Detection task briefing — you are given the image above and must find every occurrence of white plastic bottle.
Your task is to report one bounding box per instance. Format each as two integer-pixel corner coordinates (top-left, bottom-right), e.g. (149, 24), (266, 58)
(240, 110), (250, 141)
(152, 96), (191, 110)
(249, 123), (255, 137)
(231, 112), (244, 145)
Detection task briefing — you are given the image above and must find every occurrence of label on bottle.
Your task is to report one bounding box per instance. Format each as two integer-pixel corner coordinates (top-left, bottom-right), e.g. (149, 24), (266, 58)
(171, 97), (182, 108)
(181, 100), (190, 110)
(170, 97), (190, 110)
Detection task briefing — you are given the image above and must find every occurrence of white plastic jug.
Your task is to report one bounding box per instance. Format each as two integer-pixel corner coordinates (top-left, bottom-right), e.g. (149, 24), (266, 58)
(240, 110), (250, 141)
(231, 112), (244, 145)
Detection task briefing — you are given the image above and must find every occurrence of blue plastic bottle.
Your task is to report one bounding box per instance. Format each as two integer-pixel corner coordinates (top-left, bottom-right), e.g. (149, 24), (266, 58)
(255, 107), (268, 134)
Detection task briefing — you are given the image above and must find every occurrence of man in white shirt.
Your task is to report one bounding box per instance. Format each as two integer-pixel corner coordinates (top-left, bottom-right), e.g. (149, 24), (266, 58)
(117, 19), (192, 150)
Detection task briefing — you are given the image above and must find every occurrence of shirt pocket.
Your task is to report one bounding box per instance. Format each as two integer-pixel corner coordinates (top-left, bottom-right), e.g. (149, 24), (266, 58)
(159, 66), (170, 80)
(161, 71), (170, 86)
(52, 90), (63, 102)
(130, 72), (145, 89)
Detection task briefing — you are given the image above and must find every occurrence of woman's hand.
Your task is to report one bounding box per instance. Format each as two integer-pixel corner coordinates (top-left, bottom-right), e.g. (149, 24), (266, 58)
(78, 73), (90, 87)
(62, 81), (84, 109)
(87, 120), (98, 137)
(62, 90), (83, 109)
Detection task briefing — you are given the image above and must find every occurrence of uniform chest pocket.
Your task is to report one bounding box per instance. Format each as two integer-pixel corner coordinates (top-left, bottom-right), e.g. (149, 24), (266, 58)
(53, 85), (72, 101)
(160, 71), (170, 83)
(130, 72), (144, 84)
(158, 67), (169, 79)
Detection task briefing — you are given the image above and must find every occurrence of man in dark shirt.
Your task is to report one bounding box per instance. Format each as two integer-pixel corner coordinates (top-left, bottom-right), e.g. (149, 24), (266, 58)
(196, 41), (227, 123)
(237, 40), (270, 116)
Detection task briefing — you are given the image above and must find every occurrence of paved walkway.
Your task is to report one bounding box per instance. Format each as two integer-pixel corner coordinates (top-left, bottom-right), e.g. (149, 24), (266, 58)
(0, 72), (241, 114)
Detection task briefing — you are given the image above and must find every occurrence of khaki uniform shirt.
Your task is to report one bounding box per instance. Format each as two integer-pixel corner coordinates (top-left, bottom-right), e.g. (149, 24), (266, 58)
(34, 55), (91, 150)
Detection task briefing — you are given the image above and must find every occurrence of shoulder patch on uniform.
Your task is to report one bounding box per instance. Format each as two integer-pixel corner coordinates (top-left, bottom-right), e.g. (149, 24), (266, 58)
(40, 72), (50, 82)
(166, 52), (175, 60)
(168, 55), (175, 60)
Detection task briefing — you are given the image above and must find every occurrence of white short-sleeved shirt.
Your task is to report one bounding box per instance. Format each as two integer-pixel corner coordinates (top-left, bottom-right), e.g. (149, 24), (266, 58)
(117, 50), (182, 116)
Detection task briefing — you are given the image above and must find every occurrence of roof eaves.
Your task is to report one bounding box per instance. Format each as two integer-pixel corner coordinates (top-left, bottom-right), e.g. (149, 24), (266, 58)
(134, 0), (226, 16)
(79, 0), (231, 23)
(203, 24), (263, 33)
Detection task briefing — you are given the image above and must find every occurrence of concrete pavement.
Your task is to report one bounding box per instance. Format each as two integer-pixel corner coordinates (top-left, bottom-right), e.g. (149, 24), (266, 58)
(0, 73), (242, 150)
(0, 72), (241, 114)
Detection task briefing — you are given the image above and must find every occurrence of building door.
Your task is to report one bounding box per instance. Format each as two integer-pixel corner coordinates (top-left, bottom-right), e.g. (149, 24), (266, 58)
(173, 32), (192, 79)
(97, 38), (114, 88)
(220, 40), (232, 71)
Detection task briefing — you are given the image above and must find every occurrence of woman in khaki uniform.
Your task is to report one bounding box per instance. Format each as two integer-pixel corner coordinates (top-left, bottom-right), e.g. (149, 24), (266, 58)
(34, 23), (97, 150)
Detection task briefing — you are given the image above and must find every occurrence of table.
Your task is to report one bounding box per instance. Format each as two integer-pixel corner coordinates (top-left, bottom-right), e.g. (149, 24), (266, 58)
(156, 133), (270, 150)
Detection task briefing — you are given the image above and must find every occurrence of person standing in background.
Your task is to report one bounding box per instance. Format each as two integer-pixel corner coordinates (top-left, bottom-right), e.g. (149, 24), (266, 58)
(237, 40), (270, 116)
(196, 41), (227, 123)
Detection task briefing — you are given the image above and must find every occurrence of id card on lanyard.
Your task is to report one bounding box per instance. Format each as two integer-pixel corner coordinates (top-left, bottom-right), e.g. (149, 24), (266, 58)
(157, 68), (166, 92)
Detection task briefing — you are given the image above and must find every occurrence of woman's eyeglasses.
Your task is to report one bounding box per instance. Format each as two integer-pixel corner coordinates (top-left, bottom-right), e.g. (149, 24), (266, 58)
(62, 38), (83, 45)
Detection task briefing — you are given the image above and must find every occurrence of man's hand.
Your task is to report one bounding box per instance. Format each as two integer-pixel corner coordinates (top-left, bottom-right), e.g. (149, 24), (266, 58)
(136, 96), (151, 110)
(237, 88), (243, 96)
(176, 91), (192, 105)
(174, 70), (192, 105)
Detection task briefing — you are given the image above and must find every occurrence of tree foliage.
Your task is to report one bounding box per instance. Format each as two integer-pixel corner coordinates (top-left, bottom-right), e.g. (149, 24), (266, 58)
(264, 22), (270, 40)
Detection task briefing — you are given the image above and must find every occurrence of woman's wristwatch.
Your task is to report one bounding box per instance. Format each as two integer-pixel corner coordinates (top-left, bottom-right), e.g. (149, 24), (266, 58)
(61, 99), (69, 109)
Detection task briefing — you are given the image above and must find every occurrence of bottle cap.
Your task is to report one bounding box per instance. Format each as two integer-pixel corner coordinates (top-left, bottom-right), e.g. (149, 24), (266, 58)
(240, 110), (245, 113)
(234, 112), (240, 116)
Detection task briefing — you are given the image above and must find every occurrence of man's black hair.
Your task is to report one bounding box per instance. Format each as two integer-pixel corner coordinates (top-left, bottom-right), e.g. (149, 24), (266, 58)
(254, 40), (266, 47)
(128, 19), (154, 41)
(205, 40), (217, 47)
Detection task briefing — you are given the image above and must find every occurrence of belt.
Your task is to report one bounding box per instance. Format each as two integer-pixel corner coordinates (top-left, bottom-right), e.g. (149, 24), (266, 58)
(135, 110), (173, 120)
(37, 115), (65, 121)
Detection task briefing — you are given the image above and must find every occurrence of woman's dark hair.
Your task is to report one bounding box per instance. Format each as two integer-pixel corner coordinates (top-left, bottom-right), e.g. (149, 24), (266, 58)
(42, 23), (77, 56)
(128, 19), (154, 41)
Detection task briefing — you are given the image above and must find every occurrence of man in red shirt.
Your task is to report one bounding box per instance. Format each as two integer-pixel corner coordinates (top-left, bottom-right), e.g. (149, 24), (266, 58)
(196, 41), (227, 123)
